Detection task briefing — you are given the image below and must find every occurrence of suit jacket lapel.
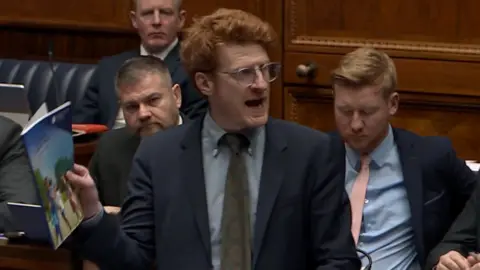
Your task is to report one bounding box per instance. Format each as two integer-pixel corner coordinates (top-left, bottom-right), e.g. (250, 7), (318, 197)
(180, 118), (211, 261)
(329, 131), (347, 181)
(253, 119), (287, 267)
(394, 128), (425, 263)
(163, 43), (181, 75)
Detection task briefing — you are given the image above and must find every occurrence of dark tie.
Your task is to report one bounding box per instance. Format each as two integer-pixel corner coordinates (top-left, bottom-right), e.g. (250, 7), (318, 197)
(220, 133), (252, 270)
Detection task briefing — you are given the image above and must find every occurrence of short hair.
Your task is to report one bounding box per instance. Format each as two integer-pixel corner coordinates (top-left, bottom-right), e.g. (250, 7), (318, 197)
(132, 0), (183, 11)
(180, 8), (277, 79)
(115, 56), (172, 94)
(331, 47), (397, 98)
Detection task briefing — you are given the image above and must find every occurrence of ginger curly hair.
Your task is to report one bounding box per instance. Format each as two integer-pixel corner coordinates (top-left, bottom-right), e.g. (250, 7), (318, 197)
(180, 8), (277, 79)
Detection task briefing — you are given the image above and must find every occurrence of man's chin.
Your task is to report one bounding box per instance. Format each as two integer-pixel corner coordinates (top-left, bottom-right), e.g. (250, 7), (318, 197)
(145, 40), (170, 53)
(346, 140), (371, 154)
(245, 114), (268, 129)
(138, 125), (162, 137)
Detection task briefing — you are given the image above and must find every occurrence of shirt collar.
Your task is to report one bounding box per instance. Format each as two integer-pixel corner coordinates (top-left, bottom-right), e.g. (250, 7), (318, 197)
(140, 38), (178, 60)
(202, 111), (263, 157)
(345, 125), (394, 169)
(178, 114), (183, 126)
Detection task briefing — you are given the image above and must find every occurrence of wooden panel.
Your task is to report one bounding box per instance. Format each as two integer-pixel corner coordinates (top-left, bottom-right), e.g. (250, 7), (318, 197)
(284, 52), (480, 97)
(285, 0), (480, 61)
(0, 244), (71, 270)
(0, 1), (132, 31)
(0, 26), (138, 64)
(285, 87), (480, 160)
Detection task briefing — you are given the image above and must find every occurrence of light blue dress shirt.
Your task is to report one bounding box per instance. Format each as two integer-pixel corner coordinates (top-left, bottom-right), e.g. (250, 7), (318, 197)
(345, 126), (421, 270)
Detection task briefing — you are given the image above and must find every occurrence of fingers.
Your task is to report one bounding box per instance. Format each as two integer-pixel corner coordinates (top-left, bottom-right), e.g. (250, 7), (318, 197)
(65, 170), (85, 187)
(72, 163), (89, 176)
(438, 251), (470, 270)
(470, 253), (480, 263)
(468, 255), (477, 266)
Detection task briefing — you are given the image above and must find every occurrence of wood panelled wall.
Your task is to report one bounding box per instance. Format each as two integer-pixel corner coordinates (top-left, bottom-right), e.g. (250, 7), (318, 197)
(2, 0), (480, 159)
(0, 1), (137, 63)
(283, 0), (480, 160)
(0, 0), (284, 118)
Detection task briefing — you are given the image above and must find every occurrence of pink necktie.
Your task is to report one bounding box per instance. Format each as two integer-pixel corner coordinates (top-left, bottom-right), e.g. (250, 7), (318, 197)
(350, 155), (371, 244)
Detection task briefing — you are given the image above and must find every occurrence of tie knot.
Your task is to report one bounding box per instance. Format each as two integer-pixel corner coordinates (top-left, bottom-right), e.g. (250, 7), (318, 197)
(221, 133), (250, 155)
(360, 155), (371, 169)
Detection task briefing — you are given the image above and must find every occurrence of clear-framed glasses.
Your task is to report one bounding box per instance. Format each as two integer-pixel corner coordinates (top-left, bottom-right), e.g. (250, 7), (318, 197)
(220, 62), (281, 87)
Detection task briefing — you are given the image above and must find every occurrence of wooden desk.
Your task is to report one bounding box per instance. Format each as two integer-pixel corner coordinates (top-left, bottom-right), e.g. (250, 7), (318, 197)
(0, 243), (71, 270)
(74, 140), (98, 167)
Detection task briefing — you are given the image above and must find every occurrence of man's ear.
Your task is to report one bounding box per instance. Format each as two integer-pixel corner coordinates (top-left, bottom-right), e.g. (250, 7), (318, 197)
(178, 10), (186, 29)
(129, 11), (138, 29)
(388, 92), (400, 116)
(195, 72), (214, 96)
(171, 84), (182, 109)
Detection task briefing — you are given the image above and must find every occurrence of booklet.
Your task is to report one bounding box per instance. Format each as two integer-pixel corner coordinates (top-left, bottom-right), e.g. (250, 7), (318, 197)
(8, 101), (83, 249)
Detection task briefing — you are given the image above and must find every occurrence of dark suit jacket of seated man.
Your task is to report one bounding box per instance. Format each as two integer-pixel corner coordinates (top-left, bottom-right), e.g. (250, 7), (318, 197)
(89, 113), (187, 207)
(72, 42), (207, 128)
(73, 115), (361, 270)
(0, 116), (38, 232)
(330, 128), (478, 268)
(425, 180), (480, 269)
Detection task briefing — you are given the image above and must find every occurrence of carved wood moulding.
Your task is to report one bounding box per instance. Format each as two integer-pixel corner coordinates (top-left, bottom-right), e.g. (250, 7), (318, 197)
(288, 0), (480, 56)
(290, 37), (480, 56)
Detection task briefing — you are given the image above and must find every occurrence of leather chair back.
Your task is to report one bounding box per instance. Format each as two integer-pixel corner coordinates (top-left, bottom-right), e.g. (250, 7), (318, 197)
(0, 59), (96, 113)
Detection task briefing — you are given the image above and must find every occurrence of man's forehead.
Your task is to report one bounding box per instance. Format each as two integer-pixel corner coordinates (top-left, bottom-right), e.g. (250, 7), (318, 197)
(135, 0), (175, 10)
(120, 87), (165, 102)
(216, 44), (270, 69)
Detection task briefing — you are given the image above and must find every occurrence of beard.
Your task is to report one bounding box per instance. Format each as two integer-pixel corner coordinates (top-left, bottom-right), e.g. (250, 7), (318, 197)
(137, 122), (163, 137)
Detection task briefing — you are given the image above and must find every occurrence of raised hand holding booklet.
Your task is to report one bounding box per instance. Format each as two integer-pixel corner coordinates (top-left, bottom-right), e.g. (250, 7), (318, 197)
(8, 101), (83, 249)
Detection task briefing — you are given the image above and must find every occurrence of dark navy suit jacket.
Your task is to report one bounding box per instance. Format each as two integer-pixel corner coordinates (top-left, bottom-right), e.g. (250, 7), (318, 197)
(72, 44), (207, 127)
(329, 128), (478, 267)
(74, 117), (361, 270)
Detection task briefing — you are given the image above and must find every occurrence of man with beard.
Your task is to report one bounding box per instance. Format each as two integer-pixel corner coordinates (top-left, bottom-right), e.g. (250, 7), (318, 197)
(88, 56), (184, 213)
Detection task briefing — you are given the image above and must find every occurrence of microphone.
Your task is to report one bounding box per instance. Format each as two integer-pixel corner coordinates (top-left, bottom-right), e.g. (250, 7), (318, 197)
(356, 248), (372, 270)
(47, 40), (62, 108)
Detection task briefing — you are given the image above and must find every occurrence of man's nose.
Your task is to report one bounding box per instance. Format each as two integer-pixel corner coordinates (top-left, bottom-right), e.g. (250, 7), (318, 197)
(153, 10), (161, 25)
(350, 112), (364, 132)
(251, 69), (268, 91)
(138, 104), (152, 120)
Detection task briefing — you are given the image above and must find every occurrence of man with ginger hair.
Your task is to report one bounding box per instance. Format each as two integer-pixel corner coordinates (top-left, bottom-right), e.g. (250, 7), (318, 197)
(328, 47), (477, 269)
(67, 8), (360, 270)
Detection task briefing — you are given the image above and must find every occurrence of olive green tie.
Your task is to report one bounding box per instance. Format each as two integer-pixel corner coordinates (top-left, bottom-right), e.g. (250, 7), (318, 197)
(220, 133), (252, 270)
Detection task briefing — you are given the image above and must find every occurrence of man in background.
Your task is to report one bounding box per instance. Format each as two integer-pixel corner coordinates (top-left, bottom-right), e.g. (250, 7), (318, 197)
(0, 116), (38, 233)
(89, 56), (184, 214)
(82, 55), (185, 270)
(329, 47), (477, 269)
(73, 0), (206, 128)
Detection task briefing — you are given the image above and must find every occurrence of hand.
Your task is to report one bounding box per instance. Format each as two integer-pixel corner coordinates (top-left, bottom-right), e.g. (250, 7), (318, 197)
(65, 164), (103, 219)
(468, 252), (480, 267)
(436, 251), (470, 269)
(472, 263), (480, 270)
(104, 206), (121, 214)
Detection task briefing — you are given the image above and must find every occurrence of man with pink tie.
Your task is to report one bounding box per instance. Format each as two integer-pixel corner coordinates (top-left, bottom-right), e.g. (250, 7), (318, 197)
(329, 47), (478, 269)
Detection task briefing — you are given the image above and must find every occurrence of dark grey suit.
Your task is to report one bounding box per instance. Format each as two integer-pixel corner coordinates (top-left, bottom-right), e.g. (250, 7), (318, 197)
(0, 116), (38, 232)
